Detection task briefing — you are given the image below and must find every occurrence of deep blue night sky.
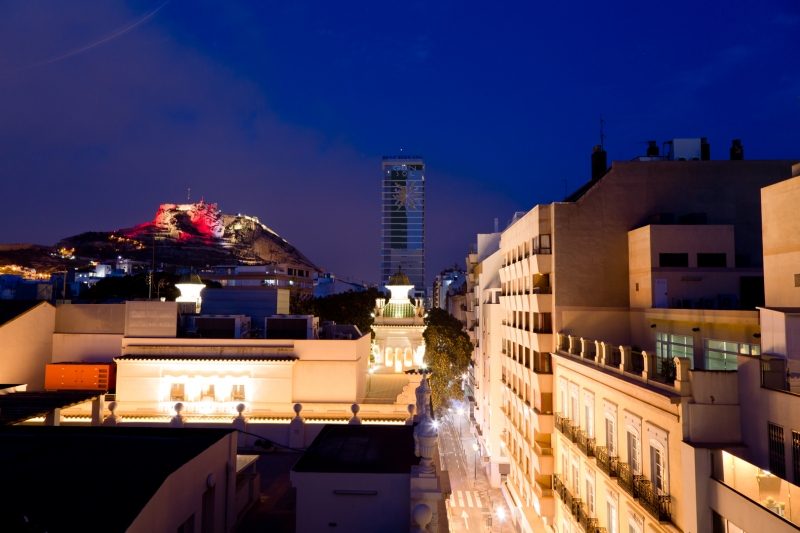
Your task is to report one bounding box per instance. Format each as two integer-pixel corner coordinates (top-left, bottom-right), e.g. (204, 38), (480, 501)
(0, 1), (798, 284)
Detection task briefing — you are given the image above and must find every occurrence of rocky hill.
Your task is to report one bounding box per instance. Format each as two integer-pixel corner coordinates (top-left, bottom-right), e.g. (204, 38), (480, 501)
(40, 201), (320, 271)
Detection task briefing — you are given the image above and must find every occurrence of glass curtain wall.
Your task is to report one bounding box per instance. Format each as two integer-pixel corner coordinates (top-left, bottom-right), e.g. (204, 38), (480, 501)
(381, 156), (425, 294)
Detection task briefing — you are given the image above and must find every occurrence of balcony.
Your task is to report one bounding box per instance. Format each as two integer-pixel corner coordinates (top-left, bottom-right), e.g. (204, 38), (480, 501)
(577, 501), (602, 533)
(636, 477), (672, 523)
(595, 446), (618, 478)
(576, 430), (596, 458)
(617, 462), (638, 498)
(533, 352), (552, 374)
(555, 413), (577, 442)
(553, 474), (573, 510)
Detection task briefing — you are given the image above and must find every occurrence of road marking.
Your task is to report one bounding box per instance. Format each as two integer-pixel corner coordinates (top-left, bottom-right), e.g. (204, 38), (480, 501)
(466, 491), (473, 507)
(461, 510), (470, 529)
(474, 492), (482, 507)
(457, 491), (464, 507)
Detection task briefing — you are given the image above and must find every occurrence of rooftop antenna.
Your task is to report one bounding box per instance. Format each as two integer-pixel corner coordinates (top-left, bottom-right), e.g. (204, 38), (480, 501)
(599, 115), (605, 150)
(187, 188), (191, 201)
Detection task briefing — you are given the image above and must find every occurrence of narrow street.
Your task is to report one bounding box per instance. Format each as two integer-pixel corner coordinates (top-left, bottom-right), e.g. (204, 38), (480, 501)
(438, 407), (508, 532)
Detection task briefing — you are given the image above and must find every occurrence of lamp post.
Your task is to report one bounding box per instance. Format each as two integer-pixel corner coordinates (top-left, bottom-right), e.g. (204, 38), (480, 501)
(472, 442), (478, 479)
(368, 368), (374, 394)
(457, 407), (464, 438)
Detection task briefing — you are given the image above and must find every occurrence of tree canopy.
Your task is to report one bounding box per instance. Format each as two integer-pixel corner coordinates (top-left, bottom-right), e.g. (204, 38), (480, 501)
(423, 307), (473, 413)
(77, 272), (220, 302)
(290, 287), (384, 337)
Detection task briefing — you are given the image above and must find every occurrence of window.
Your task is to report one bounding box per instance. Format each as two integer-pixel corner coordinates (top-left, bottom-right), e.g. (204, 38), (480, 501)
(656, 332), (694, 369)
(650, 445), (667, 494)
(571, 459), (580, 494)
(607, 502), (618, 533)
(231, 384), (245, 401)
(571, 395), (579, 424)
(704, 339), (759, 370)
(793, 431), (800, 485)
(606, 417), (617, 455)
(659, 253), (689, 267)
(769, 422), (786, 478)
(562, 451), (569, 486)
(170, 383), (185, 402)
(586, 474), (595, 517)
(627, 431), (641, 474)
(200, 384), (216, 401)
(698, 253), (727, 267)
(585, 399), (595, 438)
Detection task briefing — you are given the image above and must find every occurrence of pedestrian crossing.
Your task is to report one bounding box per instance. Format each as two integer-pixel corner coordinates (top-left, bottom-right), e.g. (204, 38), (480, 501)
(449, 490), (483, 508)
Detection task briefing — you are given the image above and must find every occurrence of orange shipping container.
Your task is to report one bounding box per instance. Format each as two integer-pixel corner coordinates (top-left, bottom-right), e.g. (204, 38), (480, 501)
(44, 363), (116, 391)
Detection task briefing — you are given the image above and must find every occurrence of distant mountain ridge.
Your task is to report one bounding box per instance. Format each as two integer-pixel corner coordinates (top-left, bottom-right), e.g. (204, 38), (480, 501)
(54, 201), (320, 270)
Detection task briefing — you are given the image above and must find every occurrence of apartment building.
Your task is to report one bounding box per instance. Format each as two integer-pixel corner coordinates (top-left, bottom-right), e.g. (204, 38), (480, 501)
(471, 241), (508, 486)
(490, 144), (797, 532)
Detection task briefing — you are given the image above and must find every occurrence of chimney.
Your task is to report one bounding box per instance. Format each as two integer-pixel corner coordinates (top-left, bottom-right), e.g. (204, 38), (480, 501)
(701, 138), (710, 160)
(730, 139), (744, 160)
(646, 141), (659, 157)
(591, 145), (607, 180)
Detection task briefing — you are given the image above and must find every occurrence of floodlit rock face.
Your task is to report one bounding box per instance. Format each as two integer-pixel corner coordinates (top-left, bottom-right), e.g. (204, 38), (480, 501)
(55, 201), (320, 270)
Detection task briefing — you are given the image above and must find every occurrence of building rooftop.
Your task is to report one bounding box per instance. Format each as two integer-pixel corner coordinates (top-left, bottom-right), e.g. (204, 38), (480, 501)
(292, 424), (417, 474)
(0, 390), (104, 425)
(0, 426), (233, 532)
(0, 300), (50, 327)
(115, 353), (297, 363)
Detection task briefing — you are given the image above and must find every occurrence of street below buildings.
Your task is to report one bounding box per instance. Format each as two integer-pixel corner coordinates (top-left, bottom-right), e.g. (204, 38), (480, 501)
(438, 405), (507, 532)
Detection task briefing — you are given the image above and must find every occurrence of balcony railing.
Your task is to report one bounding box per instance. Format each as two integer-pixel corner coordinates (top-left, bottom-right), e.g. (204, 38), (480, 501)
(617, 463), (649, 498)
(555, 413), (577, 441)
(553, 473), (568, 502)
(636, 477), (672, 522)
(576, 430), (596, 457)
(577, 502), (601, 532)
(595, 446), (618, 478)
(534, 352), (552, 374)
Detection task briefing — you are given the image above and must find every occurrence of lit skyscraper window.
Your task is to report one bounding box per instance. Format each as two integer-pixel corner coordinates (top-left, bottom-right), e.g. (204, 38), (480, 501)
(381, 155), (425, 296)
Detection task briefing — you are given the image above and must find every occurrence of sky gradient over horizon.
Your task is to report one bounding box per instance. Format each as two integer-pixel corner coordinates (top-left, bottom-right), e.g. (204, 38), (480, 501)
(0, 1), (798, 285)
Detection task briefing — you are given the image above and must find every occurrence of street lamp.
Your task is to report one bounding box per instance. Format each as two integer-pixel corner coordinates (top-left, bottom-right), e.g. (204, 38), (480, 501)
(497, 507), (506, 533)
(472, 442), (479, 479)
(368, 368), (374, 394)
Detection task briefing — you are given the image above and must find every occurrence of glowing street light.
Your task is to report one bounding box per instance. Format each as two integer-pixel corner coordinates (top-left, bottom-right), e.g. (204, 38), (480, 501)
(497, 508), (506, 533)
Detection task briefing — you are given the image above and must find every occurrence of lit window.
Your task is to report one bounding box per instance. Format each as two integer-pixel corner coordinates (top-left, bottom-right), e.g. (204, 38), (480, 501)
(704, 339), (759, 370)
(651, 445), (667, 494)
(606, 417), (617, 455)
(170, 383), (185, 402)
(232, 384), (245, 401)
(201, 384), (215, 401)
(627, 431), (641, 474)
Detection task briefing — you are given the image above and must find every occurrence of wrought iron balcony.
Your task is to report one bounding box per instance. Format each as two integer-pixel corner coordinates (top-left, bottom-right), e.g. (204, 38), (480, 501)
(636, 477), (672, 523)
(553, 473), (568, 502)
(576, 430), (596, 457)
(617, 462), (637, 498)
(555, 412), (566, 434)
(595, 446), (618, 478)
(570, 497), (582, 517)
(577, 502), (600, 532)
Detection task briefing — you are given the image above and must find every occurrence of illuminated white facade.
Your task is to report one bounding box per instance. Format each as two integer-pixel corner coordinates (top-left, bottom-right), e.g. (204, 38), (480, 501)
(175, 271), (204, 313)
(371, 269), (426, 373)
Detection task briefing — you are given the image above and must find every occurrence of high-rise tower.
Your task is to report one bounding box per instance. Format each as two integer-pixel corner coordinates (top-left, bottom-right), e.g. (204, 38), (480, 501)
(381, 155), (425, 297)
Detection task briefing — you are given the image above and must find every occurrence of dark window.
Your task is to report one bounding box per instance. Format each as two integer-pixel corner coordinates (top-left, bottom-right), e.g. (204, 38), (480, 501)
(735, 254), (751, 268)
(679, 213), (707, 225)
(698, 253), (727, 267)
(659, 253), (689, 267)
(740, 276), (765, 310)
(794, 431), (800, 484)
(177, 514), (195, 533)
(769, 422), (786, 478)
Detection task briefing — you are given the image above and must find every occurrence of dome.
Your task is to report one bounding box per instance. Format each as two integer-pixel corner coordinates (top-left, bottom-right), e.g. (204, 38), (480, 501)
(178, 271), (204, 285)
(388, 267), (411, 286)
